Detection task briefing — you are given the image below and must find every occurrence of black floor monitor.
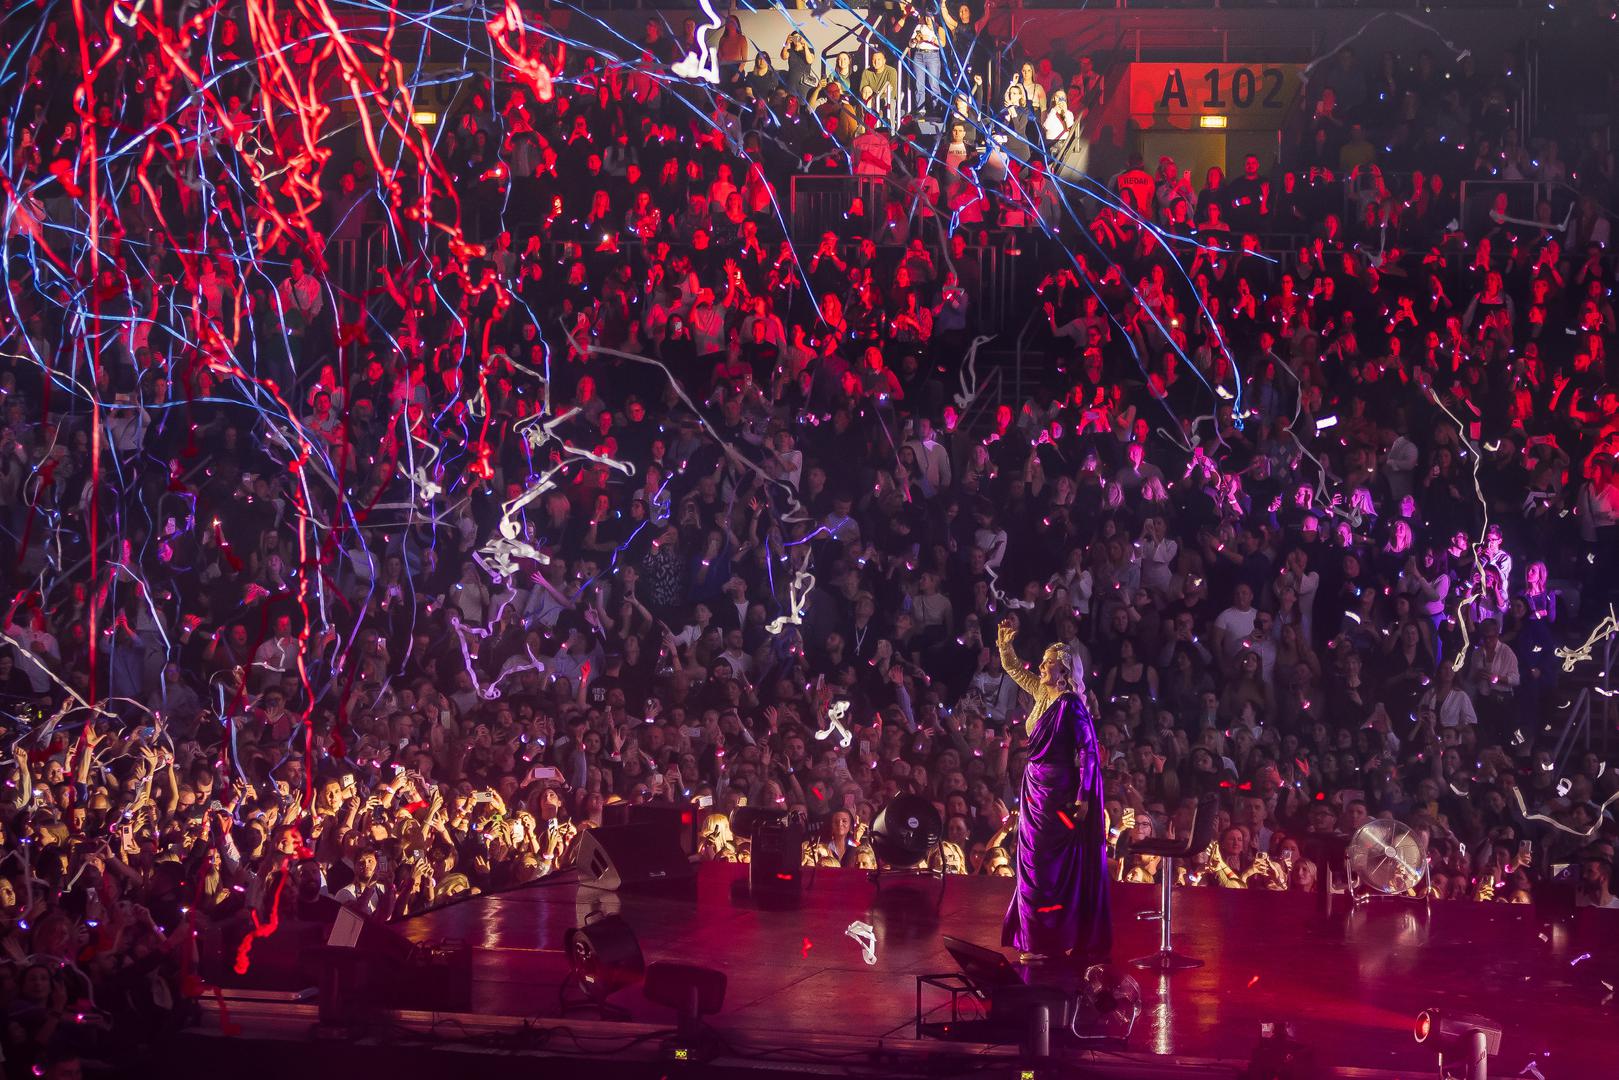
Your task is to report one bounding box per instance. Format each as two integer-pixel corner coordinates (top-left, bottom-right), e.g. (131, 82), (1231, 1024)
(942, 935), (1023, 998)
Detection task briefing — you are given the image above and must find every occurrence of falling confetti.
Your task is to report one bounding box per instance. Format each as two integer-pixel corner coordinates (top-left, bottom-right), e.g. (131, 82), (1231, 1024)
(845, 921), (877, 966)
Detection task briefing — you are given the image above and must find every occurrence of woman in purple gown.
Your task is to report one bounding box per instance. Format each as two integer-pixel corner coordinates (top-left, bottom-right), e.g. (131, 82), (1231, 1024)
(997, 622), (1112, 964)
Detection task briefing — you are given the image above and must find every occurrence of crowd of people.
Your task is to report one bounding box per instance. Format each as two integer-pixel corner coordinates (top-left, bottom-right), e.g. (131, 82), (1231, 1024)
(2, 0), (1619, 1074)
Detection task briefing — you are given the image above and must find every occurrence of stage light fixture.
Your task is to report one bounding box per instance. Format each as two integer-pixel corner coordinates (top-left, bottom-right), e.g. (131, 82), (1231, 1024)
(411, 111), (438, 126)
(870, 795), (942, 867)
(565, 913), (644, 1005)
(647, 960), (728, 1062)
(1244, 1018), (1316, 1079)
(1414, 1009), (1501, 1080)
(1199, 114), (1229, 129)
(645, 960), (727, 1025)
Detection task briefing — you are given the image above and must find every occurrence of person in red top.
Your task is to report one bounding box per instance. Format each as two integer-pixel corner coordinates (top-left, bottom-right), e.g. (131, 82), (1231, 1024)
(1114, 152), (1154, 217)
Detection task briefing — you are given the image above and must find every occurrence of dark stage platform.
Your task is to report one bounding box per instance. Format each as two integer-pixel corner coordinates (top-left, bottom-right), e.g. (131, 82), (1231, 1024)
(192, 863), (1619, 1079)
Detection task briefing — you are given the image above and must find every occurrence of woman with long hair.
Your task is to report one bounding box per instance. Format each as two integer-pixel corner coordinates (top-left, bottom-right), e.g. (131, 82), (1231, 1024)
(717, 15), (748, 87)
(997, 618), (1111, 965)
(1043, 88), (1076, 143)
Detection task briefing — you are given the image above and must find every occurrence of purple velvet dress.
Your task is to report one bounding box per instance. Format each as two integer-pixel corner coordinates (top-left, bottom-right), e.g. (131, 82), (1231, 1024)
(1002, 692), (1112, 959)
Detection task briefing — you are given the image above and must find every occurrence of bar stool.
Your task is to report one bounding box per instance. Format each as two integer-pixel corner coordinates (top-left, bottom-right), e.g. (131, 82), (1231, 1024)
(1129, 791), (1220, 972)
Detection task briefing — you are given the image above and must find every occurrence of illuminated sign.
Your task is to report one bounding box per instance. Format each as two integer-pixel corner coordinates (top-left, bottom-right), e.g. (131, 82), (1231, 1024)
(1129, 64), (1301, 129)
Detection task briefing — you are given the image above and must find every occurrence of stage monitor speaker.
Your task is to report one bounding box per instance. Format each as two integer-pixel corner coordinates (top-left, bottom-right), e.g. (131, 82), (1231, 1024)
(577, 824), (696, 891)
(748, 818), (804, 899)
(942, 935), (1023, 997)
(628, 802), (701, 856)
(644, 960), (727, 1021)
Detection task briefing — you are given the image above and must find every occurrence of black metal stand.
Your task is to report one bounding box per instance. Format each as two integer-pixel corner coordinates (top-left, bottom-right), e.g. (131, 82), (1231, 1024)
(1129, 867), (1203, 972)
(913, 972), (984, 1039)
(557, 974), (632, 1021)
(870, 844), (949, 907)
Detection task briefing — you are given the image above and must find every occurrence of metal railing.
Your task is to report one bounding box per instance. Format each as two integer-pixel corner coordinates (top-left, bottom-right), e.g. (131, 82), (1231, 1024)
(1551, 630), (1614, 775)
(787, 173), (1019, 322)
(1455, 178), (1582, 236)
(1009, 307), (1044, 411)
(954, 365), (1005, 435)
(329, 226), (387, 301)
(789, 175), (888, 240)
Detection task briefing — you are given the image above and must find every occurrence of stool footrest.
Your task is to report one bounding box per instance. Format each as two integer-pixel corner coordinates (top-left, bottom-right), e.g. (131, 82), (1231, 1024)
(1129, 950), (1204, 972)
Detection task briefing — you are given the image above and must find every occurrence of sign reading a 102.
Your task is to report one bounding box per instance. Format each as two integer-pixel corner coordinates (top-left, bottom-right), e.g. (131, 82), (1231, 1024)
(1128, 63), (1302, 129)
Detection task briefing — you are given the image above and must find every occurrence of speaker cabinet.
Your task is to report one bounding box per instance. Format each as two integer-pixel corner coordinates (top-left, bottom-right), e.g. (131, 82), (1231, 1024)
(576, 824), (696, 891)
(748, 819), (804, 899)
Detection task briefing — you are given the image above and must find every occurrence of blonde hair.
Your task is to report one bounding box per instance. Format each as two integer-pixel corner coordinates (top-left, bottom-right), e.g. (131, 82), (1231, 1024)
(1042, 642), (1078, 694)
(701, 813), (733, 844)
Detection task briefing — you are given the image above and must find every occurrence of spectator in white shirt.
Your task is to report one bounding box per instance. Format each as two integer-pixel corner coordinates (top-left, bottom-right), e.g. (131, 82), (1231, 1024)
(1420, 662), (1479, 730)
(333, 850), (391, 917)
(972, 508), (1008, 572)
(1276, 548), (1319, 643)
(1383, 433), (1420, 502)
(969, 656), (1019, 726)
(717, 627), (754, 682)
(1478, 523), (1512, 584)
(252, 614), (299, 686)
(1245, 609), (1278, 683)
(1136, 515), (1177, 597)
(670, 603), (715, 650)
(1467, 618), (1520, 731)
(278, 257), (323, 331)
(1049, 547), (1094, 619)
(1212, 583), (1259, 671)
(7, 613), (59, 695)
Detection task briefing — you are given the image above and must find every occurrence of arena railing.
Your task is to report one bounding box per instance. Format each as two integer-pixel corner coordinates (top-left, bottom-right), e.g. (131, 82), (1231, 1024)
(1455, 177), (1587, 237)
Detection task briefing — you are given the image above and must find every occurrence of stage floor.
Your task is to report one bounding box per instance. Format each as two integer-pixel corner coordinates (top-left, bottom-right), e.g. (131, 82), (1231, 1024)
(390, 862), (1619, 1078)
